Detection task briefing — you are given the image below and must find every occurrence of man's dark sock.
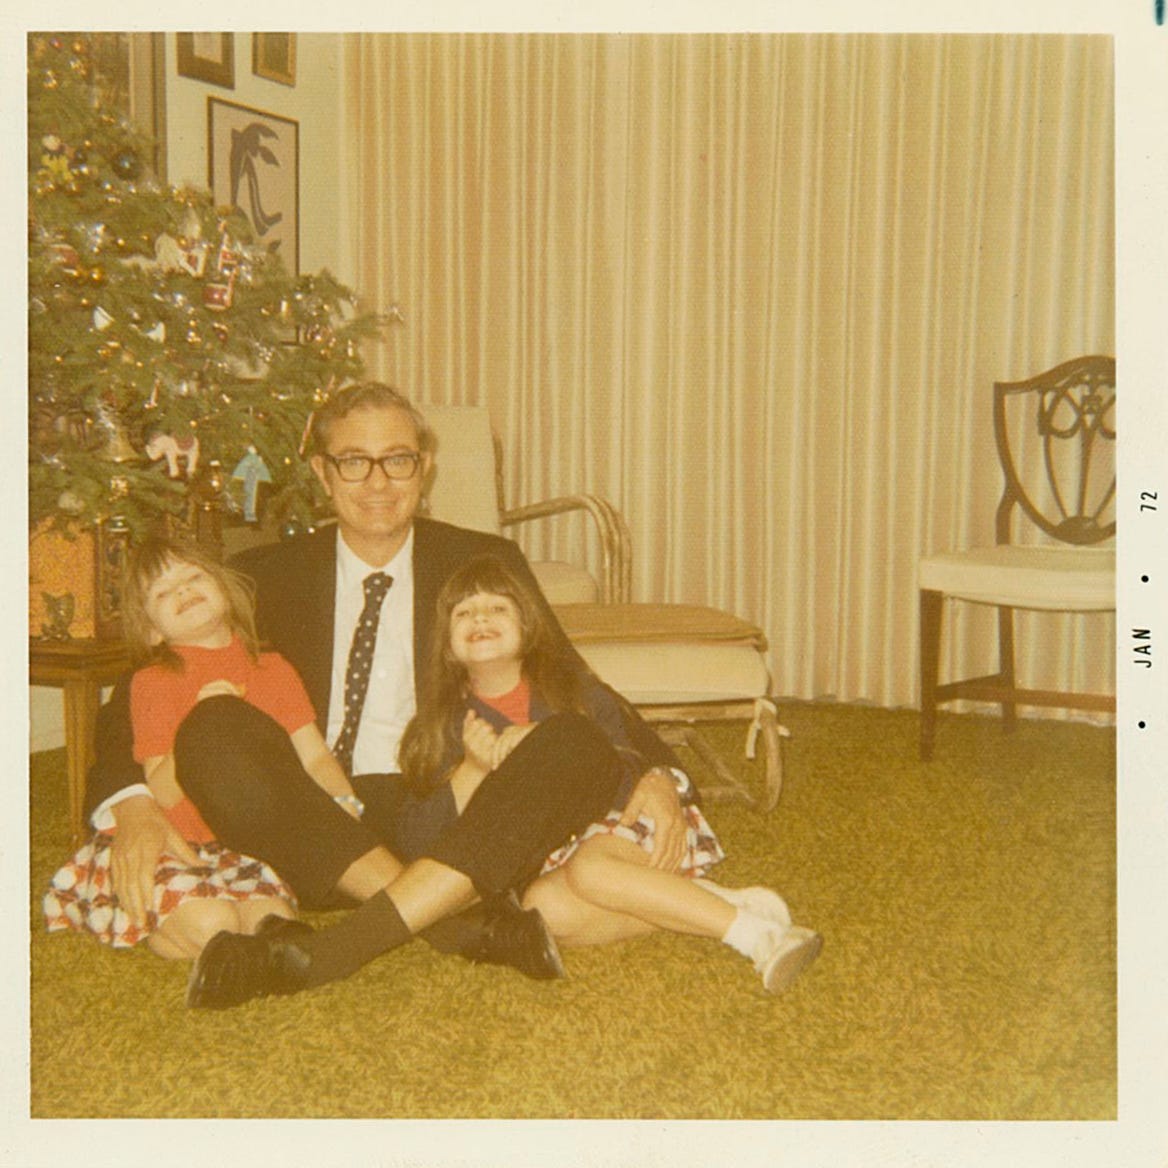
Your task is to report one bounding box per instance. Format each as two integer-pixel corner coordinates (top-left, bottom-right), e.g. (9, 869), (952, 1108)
(296, 890), (413, 987)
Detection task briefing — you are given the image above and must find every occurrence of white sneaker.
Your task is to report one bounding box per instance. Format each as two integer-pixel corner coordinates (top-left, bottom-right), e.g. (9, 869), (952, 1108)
(694, 878), (792, 928)
(755, 925), (823, 994)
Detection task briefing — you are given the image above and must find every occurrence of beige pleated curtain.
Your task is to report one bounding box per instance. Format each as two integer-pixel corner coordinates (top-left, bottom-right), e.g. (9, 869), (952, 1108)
(338, 33), (1115, 716)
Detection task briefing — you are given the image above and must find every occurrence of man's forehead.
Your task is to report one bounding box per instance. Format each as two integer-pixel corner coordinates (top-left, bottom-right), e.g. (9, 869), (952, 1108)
(328, 404), (421, 449)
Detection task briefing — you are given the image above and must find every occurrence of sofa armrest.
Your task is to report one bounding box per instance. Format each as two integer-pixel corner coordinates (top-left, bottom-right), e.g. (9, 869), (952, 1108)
(500, 494), (631, 604)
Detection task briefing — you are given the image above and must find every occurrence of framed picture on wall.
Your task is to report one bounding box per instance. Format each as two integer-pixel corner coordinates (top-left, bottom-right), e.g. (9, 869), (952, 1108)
(252, 33), (296, 86)
(208, 98), (299, 275)
(176, 33), (234, 88)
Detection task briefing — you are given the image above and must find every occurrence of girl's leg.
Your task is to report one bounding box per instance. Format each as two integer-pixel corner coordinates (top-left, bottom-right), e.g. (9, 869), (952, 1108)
(334, 846), (404, 902)
(528, 835), (822, 994)
(541, 834), (736, 941)
(148, 899), (245, 960)
(521, 866), (656, 948)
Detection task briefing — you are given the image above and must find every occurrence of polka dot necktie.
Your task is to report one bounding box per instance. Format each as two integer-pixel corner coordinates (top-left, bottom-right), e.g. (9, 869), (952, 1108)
(332, 571), (393, 775)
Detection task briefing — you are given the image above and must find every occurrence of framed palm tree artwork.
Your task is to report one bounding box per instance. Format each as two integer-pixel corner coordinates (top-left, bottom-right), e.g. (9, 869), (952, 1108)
(207, 97), (299, 275)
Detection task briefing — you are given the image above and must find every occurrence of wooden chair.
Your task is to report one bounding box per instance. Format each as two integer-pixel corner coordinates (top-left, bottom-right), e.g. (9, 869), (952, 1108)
(918, 355), (1116, 761)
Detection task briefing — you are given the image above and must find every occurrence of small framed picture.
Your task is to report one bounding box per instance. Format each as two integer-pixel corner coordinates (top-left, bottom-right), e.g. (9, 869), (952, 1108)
(176, 33), (235, 89)
(252, 33), (296, 87)
(208, 98), (299, 275)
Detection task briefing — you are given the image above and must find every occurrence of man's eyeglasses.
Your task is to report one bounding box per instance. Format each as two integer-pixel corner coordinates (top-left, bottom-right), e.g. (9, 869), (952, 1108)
(322, 452), (423, 483)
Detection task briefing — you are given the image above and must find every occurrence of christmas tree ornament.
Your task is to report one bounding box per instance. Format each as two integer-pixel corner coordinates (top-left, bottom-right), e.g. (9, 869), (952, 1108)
(216, 233), (241, 276)
(231, 445), (272, 522)
(97, 409), (138, 463)
(56, 489), (85, 516)
(181, 242), (208, 278)
(203, 269), (236, 311)
(49, 242), (80, 272)
(153, 233), (185, 271)
(108, 475), (131, 500)
(145, 430), (200, 478)
(110, 147), (140, 181)
(56, 411), (98, 451)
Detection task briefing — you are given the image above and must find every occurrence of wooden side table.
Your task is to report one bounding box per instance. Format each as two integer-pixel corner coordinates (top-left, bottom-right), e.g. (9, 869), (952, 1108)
(30, 639), (130, 845)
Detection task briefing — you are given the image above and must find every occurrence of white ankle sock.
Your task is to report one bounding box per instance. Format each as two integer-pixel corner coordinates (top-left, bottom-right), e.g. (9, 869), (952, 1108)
(721, 908), (781, 960)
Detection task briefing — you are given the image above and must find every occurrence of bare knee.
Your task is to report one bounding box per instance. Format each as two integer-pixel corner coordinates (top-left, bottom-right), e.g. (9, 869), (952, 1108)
(235, 896), (296, 935)
(522, 874), (582, 938)
(150, 899), (243, 959)
(562, 844), (618, 905)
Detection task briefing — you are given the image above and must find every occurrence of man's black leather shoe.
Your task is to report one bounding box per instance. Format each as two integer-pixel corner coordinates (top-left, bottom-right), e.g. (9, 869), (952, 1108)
(186, 918), (316, 1009)
(466, 891), (565, 980)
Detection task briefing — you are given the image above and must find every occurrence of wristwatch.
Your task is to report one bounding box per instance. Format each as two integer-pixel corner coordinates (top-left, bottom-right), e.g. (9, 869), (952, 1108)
(334, 793), (366, 819)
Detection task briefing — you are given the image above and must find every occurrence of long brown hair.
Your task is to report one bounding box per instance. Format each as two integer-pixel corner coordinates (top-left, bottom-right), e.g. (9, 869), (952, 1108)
(121, 536), (260, 669)
(398, 555), (580, 790)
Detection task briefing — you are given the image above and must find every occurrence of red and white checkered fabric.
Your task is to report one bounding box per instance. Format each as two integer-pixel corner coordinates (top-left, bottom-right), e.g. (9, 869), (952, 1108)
(43, 833), (296, 949)
(541, 804), (726, 877)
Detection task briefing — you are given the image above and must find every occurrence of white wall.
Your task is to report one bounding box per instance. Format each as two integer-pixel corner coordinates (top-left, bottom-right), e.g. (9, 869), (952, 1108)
(164, 32), (351, 284)
(31, 33), (354, 753)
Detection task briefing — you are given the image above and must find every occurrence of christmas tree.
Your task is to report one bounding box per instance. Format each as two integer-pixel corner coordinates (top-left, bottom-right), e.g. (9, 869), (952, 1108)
(28, 32), (385, 545)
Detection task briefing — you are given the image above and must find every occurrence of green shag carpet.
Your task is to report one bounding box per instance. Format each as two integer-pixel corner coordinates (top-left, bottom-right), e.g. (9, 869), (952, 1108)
(28, 703), (1115, 1119)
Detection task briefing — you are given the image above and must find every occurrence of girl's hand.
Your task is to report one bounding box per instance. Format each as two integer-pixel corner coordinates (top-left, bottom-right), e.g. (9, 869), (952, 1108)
(491, 724), (535, 769)
(462, 711), (499, 773)
(196, 679), (245, 702)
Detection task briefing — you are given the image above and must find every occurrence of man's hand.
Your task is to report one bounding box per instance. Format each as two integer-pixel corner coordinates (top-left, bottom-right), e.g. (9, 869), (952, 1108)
(109, 795), (200, 926)
(619, 768), (687, 871)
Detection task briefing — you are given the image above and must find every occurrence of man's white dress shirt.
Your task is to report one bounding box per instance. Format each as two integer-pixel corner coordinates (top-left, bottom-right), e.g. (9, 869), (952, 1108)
(328, 528), (417, 775)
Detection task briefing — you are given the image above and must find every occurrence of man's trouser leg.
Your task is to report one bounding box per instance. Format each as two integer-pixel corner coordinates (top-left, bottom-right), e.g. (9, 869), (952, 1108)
(174, 696), (384, 908)
(422, 712), (624, 898)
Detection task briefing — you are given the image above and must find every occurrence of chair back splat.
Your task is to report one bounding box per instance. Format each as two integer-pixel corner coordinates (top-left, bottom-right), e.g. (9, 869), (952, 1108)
(993, 356), (1116, 546)
(918, 355), (1116, 761)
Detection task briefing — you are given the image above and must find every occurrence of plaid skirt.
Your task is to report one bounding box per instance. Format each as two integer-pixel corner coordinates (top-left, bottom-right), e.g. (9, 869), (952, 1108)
(43, 833), (296, 949)
(541, 803), (725, 877)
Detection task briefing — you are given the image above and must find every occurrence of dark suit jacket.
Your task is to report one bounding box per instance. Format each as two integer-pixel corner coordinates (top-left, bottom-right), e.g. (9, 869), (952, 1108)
(84, 517), (678, 819)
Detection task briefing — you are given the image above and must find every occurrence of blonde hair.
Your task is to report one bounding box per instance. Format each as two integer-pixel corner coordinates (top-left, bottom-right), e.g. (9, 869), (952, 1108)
(121, 536), (260, 669)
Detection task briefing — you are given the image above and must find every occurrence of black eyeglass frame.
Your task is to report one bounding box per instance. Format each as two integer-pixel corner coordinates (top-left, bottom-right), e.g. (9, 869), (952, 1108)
(322, 451), (423, 483)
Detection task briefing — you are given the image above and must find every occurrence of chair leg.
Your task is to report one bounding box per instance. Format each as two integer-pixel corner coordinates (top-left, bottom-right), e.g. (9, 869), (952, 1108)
(920, 589), (943, 761)
(998, 605), (1017, 734)
(748, 699), (787, 812)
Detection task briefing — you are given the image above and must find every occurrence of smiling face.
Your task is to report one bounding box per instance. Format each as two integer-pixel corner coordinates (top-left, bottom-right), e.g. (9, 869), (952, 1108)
(310, 403), (432, 567)
(143, 557), (233, 649)
(448, 590), (525, 691)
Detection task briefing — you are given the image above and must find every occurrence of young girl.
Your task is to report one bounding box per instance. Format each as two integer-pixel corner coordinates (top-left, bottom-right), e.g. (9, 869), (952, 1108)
(43, 536), (363, 960)
(399, 556), (823, 994)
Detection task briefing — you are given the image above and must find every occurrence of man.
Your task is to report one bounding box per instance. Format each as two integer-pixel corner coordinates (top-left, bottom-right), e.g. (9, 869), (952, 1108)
(86, 384), (690, 1005)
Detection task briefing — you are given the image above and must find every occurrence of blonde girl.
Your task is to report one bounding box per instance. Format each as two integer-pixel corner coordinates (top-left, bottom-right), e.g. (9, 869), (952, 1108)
(44, 537), (360, 960)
